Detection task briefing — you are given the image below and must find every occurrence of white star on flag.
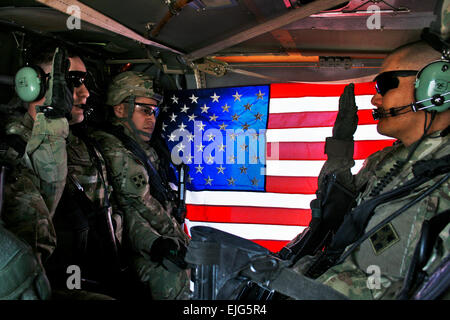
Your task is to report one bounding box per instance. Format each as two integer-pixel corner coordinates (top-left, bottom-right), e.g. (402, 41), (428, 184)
(196, 121), (206, 131)
(210, 92), (220, 102)
(178, 122), (187, 131)
(200, 104), (210, 113)
(189, 94), (199, 104)
(232, 91), (242, 101)
(180, 104), (189, 113)
(169, 113), (177, 122)
(168, 133), (176, 142)
(176, 142), (186, 152)
(188, 113), (197, 122)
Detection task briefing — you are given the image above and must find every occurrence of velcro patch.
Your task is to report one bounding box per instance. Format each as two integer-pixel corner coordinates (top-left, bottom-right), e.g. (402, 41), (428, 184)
(131, 174), (147, 189)
(369, 223), (400, 255)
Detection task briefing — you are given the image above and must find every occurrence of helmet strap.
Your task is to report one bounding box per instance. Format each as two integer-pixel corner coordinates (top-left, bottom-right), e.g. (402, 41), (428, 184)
(118, 95), (152, 143)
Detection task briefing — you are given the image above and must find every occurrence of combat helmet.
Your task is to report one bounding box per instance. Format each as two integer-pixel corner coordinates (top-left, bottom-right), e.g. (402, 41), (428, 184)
(106, 71), (163, 106)
(106, 71), (163, 140)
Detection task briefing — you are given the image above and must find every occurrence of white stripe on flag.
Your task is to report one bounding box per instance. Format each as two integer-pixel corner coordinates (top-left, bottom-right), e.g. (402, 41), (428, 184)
(185, 219), (306, 241)
(265, 159), (365, 176)
(186, 190), (316, 209)
(266, 124), (388, 142)
(269, 95), (374, 113)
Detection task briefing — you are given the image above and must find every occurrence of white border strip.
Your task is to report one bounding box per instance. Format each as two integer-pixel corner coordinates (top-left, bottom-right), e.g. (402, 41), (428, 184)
(266, 124), (388, 142)
(185, 220), (306, 241)
(186, 190), (316, 209)
(269, 95), (374, 113)
(266, 159), (364, 176)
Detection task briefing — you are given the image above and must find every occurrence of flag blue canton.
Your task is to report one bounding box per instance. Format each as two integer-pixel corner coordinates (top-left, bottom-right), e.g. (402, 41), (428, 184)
(162, 85), (270, 191)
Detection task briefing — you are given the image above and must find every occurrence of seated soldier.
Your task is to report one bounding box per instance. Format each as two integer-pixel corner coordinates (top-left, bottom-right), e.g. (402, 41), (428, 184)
(0, 140), (51, 300)
(92, 71), (190, 300)
(280, 40), (450, 299)
(4, 44), (124, 300)
(186, 40), (449, 300)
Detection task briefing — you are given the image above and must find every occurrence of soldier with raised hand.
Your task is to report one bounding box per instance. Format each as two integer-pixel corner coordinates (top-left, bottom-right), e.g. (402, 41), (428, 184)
(3, 44), (123, 300)
(288, 40), (450, 299)
(92, 71), (190, 300)
(208, 40), (450, 301)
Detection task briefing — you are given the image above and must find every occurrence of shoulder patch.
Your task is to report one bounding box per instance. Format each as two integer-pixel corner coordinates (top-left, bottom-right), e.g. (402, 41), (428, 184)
(130, 173), (147, 189)
(369, 223), (400, 255)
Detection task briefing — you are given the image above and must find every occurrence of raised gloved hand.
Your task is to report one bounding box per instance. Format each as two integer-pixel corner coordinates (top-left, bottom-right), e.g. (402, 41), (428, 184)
(320, 84), (358, 189)
(332, 83), (358, 141)
(39, 47), (74, 119)
(150, 237), (188, 270)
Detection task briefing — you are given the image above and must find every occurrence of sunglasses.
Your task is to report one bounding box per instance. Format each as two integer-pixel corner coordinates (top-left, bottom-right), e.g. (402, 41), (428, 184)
(66, 71), (87, 88)
(373, 70), (418, 96)
(134, 103), (160, 117)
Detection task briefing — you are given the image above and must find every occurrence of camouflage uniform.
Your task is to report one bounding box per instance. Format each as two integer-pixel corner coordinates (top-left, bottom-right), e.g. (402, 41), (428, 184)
(2, 113), (68, 265)
(293, 131), (450, 299)
(0, 221), (51, 300)
(91, 71), (190, 300)
(0, 112), (68, 300)
(4, 112), (123, 298)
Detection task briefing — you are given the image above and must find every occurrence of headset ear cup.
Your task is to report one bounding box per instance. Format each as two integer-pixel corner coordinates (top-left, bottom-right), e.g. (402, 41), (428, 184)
(14, 65), (47, 102)
(415, 60), (450, 112)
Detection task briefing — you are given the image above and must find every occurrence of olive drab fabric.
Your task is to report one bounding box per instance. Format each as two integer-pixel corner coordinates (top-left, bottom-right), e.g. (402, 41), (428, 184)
(2, 113), (69, 265)
(3, 111), (123, 299)
(0, 223), (51, 300)
(294, 131), (450, 299)
(0, 111), (71, 300)
(105, 71), (162, 106)
(92, 121), (190, 300)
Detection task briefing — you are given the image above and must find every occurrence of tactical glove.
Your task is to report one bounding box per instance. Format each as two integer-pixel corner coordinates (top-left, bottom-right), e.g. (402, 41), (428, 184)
(320, 84), (358, 189)
(150, 237), (188, 270)
(332, 83), (358, 141)
(39, 47), (74, 120)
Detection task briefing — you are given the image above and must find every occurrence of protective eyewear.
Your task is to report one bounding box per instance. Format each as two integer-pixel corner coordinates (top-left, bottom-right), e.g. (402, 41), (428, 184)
(66, 71), (87, 88)
(135, 103), (160, 117)
(373, 70), (418, 96)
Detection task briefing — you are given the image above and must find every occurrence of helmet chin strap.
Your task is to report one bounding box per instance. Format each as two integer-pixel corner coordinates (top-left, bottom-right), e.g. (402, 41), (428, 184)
(118, 95), (152, 142)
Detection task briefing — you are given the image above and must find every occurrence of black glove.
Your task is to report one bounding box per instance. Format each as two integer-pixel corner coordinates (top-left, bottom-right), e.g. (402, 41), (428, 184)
(150, 237), (188, 270)
(172, 206), (187, 224)
(332, 83), (358, 141)
(39, 47), (74, 119)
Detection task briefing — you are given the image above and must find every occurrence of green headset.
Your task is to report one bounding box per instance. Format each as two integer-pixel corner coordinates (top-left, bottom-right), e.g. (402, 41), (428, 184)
(372, 45), (450, 121)
(414, 58), (450, 113)
(414, 26), (450, 113)
(14, 65), (48, 102)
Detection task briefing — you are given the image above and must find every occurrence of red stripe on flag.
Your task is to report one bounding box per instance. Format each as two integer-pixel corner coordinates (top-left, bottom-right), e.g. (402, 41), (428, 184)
(252, 240), (290, 253)
(267, 140), (395, 161)
(186, 204), (312, 226)
(266, 176), (318, 194)
(270, 82), (376, 98)
(354, 139), (395, 159)
(267, 110), (378, 129)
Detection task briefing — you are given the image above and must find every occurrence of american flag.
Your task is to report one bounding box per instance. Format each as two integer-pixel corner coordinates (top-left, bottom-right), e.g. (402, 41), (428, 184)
(162, 82), (394, 252)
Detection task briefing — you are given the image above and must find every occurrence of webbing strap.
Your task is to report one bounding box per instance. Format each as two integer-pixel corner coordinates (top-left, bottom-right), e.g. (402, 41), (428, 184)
(269, 267), (348, 300)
